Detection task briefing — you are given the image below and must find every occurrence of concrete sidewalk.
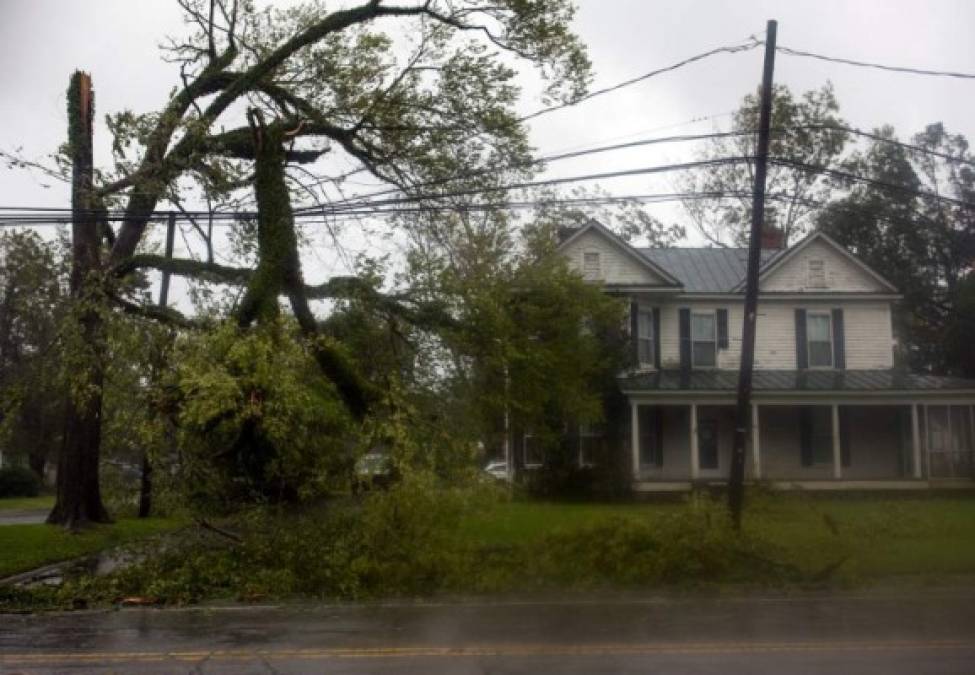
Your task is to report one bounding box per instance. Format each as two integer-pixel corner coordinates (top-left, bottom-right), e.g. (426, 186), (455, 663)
(0, 508), (47, 525)
(2, 590), (975, 673)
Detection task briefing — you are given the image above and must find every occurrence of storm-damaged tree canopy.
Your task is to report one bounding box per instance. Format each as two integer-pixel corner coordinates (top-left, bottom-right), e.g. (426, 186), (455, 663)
(40, 0), (600, 524)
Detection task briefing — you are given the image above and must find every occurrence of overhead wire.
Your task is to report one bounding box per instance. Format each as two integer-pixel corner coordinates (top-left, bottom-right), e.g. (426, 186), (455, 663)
(776, 44), (975, 80)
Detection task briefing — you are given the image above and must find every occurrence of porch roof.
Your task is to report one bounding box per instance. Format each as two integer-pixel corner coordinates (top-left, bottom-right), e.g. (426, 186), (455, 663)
(619, 369), (975, 394)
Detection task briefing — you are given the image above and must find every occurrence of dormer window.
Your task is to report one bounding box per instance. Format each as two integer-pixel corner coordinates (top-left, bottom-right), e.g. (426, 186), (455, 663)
(583, 251), (601, 280)
(808, 259), (826, 288)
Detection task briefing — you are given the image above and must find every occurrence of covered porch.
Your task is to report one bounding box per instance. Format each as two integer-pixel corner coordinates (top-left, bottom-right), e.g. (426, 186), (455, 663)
(621, 370), (975, 491)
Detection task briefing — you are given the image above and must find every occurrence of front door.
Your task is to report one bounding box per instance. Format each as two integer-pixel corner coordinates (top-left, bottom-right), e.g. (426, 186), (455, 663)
(698, 419), (719, 472)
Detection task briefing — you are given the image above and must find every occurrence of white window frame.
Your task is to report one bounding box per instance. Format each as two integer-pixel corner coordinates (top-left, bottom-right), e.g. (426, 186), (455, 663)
(582, 250), (601, 280)
(807, 259), (827, 288)
(637, 306), (655, 368)
(806, 311), (834, 369)
(690, 310), (717, 369)
(523, 433), (543, 468)
(578, 422), (603, 467)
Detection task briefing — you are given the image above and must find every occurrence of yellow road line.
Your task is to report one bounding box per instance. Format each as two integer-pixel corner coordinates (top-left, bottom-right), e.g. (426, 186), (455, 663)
(4, 639), (975, 664)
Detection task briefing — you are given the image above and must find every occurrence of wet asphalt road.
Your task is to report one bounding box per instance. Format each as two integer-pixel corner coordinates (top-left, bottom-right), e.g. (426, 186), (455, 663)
(2, 591), (975, 673)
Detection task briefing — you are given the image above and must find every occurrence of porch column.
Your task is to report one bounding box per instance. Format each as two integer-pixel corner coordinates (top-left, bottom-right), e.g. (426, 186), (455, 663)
(924, 404), (931, 479)
(690, 403), (700, 480)
(831, 404), (842, 480)
(751, 403), (761, 479)
(631, 401), (640, 481)
(911, 404), (922, 479)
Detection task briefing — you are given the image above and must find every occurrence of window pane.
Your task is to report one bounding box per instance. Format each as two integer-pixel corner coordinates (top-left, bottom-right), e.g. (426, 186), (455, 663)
(638, 406), (658, 467)
(638, 338), (654, 364)
(811, 407), (832, 464)
(807, 314), (831, 341)
(524, 436), (543, 465)
(638, 310), (653, 339)
(693, 342), (716, 367)
(691, 313), (715, 340)
(809, 341), (833, 367)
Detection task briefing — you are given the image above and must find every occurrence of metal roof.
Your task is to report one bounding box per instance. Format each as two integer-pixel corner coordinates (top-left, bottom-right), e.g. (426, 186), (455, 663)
(636, 248), (784, 293)
(619, 369), (975, 393)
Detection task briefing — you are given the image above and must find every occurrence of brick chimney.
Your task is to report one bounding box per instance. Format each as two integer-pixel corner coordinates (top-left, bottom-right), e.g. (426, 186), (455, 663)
(760, 225), (785, 249)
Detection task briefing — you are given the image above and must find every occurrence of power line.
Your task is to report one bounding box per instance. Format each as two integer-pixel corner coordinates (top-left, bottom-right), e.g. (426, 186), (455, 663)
(292, 132), (759, 214)
(297, 157), (757, 215)
(770, 158), (975, 210)
(776, 44), (975, 80)
(518, 38), (763, 123)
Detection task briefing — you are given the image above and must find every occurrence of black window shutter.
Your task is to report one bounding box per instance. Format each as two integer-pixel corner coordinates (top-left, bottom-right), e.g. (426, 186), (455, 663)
(840, 407), (851, 467)
(654, 407), (664, 467)
(716, 308), (729, 350)
(832, 308), (846, 370)
(679, 308), (691, 371)
(652, 308), (661, 370)
(630, 301), (639, 366)
(795, 309), (808, 370)
(799, 408), (813, 466)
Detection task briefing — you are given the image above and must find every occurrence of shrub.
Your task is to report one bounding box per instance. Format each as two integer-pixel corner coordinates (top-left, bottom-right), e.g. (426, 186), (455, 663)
(0, 466), (41, 498)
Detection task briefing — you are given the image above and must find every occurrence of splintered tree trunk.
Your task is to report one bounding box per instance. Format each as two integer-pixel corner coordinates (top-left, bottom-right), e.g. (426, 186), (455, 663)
(48, 71), (110, 528)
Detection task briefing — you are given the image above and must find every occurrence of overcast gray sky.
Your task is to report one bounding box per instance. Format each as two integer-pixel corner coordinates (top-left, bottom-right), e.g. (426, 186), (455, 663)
(1, 0), (973, 267)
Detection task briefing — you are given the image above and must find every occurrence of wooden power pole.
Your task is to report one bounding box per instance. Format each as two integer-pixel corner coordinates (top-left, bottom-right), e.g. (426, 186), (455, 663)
(729, 20), (777, 529)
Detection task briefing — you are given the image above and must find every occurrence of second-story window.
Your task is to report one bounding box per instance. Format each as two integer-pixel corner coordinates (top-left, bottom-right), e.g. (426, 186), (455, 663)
(637, 307), (654, 366)
(583, 251), (601, 280)
(807, 312), (833, 367)
(691, 311), (717, 368)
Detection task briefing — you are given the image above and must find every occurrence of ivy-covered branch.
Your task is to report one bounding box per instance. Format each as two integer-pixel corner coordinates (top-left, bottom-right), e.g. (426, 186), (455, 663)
(108, 292), (203, 329)
(113, 254), (254, 285)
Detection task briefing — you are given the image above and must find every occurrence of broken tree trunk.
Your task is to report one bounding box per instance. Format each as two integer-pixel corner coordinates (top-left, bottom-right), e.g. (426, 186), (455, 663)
(48, 71), (111, 528)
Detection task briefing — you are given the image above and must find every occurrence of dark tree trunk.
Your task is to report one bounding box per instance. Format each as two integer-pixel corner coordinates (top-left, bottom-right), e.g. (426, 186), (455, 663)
(237, 110), (371, 419)
(137, 452), (152, 518)
(48, 71), (110, 529)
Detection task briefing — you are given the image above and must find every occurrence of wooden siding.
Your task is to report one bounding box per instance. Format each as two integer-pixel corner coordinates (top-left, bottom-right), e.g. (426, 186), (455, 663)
(654, 299), (893, 371)
(761, 239), (888, 292)
(561, 229), (667, 285)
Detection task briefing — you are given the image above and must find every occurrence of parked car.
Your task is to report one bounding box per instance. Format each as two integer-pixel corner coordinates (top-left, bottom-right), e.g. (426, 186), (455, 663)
(353, 452), (394, 494)
(484, 460), (509, 481)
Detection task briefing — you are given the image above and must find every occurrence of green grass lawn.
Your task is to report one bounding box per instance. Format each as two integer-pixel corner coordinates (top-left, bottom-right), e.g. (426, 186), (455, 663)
(459, 495), (975, 581)
(0, 517), (185, 578)
(0, 495), (54, 512)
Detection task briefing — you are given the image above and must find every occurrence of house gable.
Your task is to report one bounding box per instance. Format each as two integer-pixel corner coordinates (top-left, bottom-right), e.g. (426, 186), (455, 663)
(558, 220), (680, 287)
(752, 232), (899, 294)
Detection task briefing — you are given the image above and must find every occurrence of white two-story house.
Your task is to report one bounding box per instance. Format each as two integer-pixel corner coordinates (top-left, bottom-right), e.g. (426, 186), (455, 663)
(558, 219), (975, 491)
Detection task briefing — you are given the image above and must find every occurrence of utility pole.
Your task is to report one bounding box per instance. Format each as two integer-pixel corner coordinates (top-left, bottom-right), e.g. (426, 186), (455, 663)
(138, 211), (176, 518)
(729, 19), (777, 529)
(158, 212), (177, 308)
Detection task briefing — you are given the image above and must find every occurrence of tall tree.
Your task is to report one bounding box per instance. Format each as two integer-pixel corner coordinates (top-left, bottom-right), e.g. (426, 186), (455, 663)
(817, 123), (975, 374)
(680, 83), (848, 247)
(41, 0), (592, 518)
(48, 71), (112, 527)
(0, 230), (68, 477)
